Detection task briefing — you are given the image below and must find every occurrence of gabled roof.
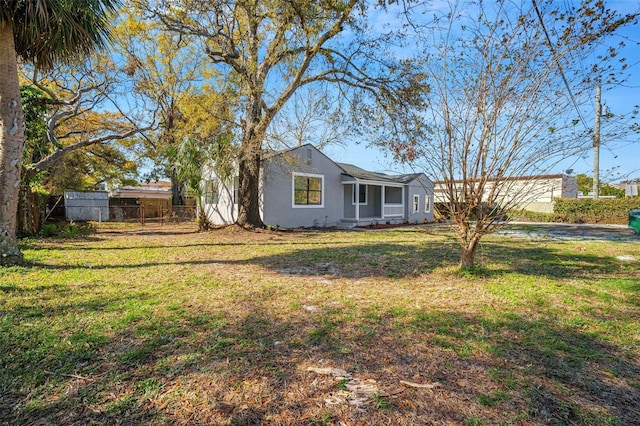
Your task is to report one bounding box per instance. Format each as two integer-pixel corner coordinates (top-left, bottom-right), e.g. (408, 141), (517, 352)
(337, 162), (422, 184)
(262, 143), (340, 167)
(263, 143), (425, 185)
(110, 184), (172, 200)
(431, 174), (572, 185)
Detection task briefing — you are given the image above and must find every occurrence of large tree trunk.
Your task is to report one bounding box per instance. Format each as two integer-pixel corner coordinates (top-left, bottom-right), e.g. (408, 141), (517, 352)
(0, 24), (25, 265)
(236, 96), (265, 228)
(236, 143), (263, 228)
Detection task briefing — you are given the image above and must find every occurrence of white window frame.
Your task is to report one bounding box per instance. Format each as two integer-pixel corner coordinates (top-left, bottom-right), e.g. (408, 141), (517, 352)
(352, 184), (367, 205)
(292, 172), (324, 208)
(384, 185), (404, 205)
(203, 179), (219, 205)
(424, 195), (431, 213)
(413, 194), (420, 213)
(233, 176), (239, 205)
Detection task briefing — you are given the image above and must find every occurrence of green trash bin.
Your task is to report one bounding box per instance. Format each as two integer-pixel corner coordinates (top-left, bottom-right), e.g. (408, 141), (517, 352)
(629, 209), (640, 234)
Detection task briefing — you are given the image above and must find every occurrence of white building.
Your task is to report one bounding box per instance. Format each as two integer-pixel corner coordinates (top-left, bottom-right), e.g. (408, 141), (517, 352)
(433, 174), (578, 213)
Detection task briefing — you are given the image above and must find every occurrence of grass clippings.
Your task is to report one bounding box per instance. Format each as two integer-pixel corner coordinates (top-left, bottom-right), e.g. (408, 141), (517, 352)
(1, 223), (638, 425)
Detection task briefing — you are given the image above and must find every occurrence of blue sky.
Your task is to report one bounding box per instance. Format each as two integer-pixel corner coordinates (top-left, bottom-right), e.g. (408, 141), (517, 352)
(323, 1), (640, 183)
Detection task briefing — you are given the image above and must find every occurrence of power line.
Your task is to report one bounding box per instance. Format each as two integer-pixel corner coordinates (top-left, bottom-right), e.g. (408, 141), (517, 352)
(531, 0), (591, 134)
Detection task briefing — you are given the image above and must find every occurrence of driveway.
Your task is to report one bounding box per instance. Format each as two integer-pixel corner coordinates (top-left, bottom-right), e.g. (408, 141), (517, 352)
(497, 222), (638, 242)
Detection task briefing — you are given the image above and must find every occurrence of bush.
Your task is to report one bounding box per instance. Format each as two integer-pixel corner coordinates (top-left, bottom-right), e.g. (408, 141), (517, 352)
(554, 198), (640, 224)
(509, 210), (557, 223)
(62, 223), (79, 237)
(39, 223), (58, 237)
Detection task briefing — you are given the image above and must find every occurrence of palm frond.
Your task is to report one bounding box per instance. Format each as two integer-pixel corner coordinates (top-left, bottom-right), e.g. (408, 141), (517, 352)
(6, 0), (119, 68)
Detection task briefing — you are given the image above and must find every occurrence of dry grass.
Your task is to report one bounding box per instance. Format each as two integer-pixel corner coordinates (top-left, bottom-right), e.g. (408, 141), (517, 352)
(1, 223), (639, 425)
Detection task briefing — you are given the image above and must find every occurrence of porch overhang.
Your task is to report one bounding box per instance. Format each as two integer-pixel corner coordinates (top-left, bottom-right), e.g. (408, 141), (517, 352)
(341, 179), (405, 222)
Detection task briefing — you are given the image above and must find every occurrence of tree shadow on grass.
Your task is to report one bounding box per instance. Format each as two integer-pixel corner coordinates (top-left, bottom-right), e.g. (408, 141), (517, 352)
(475, 241), (637, 279)
(21, 237), (639, 282)
(6, 226), (639, 424)
(2, 289), (638, 425)
(240, 239), (638, 281)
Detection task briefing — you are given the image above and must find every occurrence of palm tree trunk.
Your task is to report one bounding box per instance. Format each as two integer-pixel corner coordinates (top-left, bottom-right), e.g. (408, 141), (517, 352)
(170, 169), (183, 206)
(0, 24), (25, 265)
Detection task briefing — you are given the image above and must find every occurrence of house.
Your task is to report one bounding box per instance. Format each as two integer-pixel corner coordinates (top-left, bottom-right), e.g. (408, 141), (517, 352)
(433, 174), (578, 214)
(619, 180), (639, 197)
(202, 144), (434, 228)
(108, 181), (173, 221)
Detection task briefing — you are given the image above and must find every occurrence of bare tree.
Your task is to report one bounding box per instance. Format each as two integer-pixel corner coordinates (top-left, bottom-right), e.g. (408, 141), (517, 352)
(267, 86), (351, 151)
(388, 0), (637, 268)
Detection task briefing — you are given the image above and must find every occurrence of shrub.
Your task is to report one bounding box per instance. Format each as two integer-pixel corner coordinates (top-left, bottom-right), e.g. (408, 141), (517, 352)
(554, 198), (640, 224)
(62, 223), (79, 237)
(509, 210), (557, 223)
(40, 223), (58, 237)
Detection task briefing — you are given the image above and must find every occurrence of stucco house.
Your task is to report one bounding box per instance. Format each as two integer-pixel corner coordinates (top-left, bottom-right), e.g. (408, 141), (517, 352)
(202, 144), (434, 228)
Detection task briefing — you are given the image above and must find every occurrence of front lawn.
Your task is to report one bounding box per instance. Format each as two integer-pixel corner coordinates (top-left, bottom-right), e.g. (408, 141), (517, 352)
(1, 224), (638, 425)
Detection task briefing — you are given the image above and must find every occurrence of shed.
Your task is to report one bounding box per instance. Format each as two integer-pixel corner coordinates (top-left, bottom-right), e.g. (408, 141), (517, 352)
(64, 190), (109, 221)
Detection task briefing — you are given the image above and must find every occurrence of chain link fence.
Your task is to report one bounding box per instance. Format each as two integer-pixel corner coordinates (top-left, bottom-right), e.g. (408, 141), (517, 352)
(108, 205), (196, 224)
(46, 196), (197, 225)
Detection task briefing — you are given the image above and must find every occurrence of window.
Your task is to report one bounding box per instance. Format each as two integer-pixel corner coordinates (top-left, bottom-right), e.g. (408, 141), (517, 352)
(293, 173), (323, 207)
(204, 179), (219, 204)
(424, 196), (431, 213)
(352, 184), (367, 205)
(413, 195), (419, 213)
(385, 186), (402, 204)
(233, 177), (239, 205)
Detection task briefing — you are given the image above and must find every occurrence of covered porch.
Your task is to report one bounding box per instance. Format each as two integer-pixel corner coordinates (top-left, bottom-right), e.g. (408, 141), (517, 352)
(340, 179), (406, 226)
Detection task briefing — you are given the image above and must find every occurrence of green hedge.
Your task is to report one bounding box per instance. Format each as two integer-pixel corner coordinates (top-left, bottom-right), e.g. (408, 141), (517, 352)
(509, 210), (557, 223)
(553, 198), (640, 224)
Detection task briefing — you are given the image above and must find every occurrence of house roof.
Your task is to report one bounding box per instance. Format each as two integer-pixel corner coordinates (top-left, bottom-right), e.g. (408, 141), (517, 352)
(337, 162), (422, 184)
(110, 184), (172, 200)
(264, 143), (426, 185)
(431, 174), (572, 185)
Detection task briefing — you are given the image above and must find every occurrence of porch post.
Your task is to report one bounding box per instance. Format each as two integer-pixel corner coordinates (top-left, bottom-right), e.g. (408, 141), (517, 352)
(355, 182), (360, 222)
(381, 185), (385, 219)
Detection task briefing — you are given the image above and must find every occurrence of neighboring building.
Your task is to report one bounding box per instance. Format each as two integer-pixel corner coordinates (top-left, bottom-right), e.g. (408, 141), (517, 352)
(622, 181), (639, 197)
(64, 190), (109, 222)
(202, 144), (435, 228)
(58, 182), (196, 223)
(109, 182), (173, 221)
(433, 174), (578, 213)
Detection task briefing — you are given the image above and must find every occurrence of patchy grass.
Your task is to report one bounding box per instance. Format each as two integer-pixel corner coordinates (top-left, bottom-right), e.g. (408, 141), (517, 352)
(1, 223), (639, 425)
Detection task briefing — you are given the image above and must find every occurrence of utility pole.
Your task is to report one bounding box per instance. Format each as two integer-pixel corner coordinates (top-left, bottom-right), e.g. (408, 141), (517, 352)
(593, 85), (601, 199)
